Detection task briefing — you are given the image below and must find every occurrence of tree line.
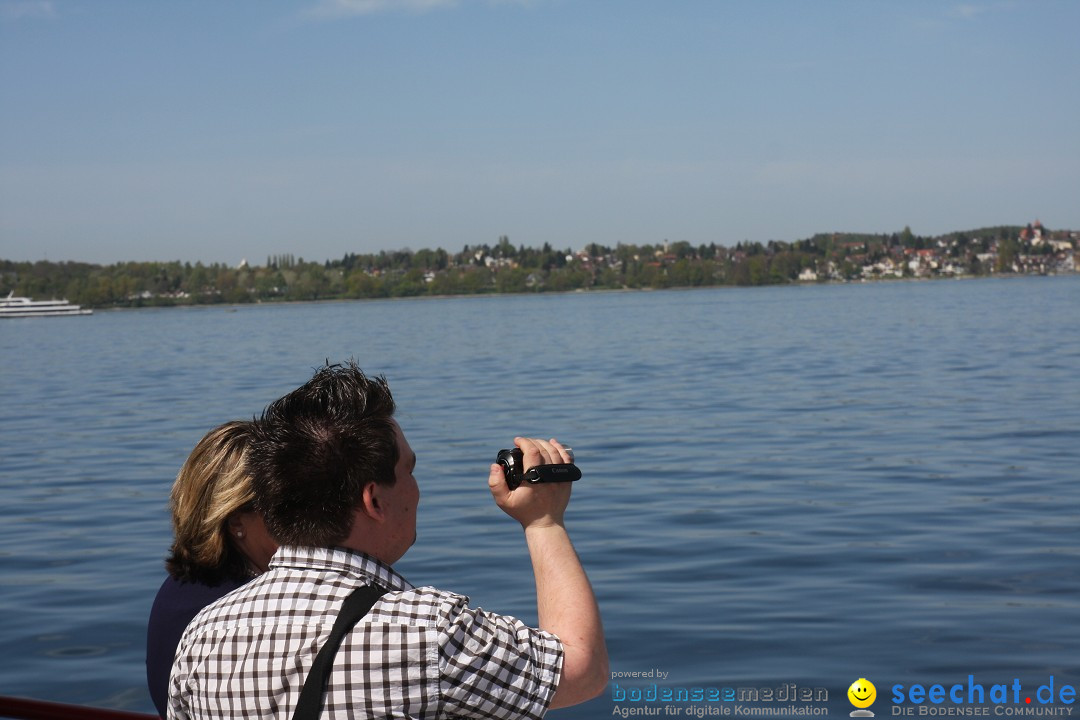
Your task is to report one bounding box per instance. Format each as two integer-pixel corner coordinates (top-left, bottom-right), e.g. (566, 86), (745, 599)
(2, 224), (1070, 309)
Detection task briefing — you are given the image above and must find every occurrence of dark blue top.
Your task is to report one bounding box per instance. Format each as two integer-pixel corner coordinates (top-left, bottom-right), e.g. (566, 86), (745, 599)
(145, 574), (245, 718)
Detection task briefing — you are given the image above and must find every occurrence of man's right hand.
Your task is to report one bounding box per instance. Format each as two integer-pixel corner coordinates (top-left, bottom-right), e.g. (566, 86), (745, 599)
(487, 437), (575, 529)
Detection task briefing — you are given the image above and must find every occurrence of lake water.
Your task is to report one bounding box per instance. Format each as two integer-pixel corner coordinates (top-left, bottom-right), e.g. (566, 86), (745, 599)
(1, 277), (1078, 718)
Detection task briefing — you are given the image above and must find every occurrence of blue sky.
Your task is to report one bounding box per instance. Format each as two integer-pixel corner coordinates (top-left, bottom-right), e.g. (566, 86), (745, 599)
(2, 0), (1078, 265)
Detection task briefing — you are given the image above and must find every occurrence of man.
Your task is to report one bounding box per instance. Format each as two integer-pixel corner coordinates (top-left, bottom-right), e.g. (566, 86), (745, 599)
(168, 363), (608, 719)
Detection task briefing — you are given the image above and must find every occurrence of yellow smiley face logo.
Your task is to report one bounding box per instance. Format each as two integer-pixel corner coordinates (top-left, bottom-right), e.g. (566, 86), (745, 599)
(848, 678), (877, 709)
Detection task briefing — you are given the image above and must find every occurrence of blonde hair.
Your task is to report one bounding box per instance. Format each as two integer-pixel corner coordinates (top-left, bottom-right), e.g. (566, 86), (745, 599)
(166, 421), (255, 584)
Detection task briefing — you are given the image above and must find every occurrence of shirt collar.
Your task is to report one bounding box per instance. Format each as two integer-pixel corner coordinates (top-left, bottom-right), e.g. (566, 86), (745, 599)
(269, 545), (413, 593)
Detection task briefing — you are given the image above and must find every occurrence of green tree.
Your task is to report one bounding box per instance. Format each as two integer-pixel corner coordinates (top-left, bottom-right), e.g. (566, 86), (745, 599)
(996, 238), (1019, 272)
(495, 267), (528, 293)
(899, 226), (914, 247)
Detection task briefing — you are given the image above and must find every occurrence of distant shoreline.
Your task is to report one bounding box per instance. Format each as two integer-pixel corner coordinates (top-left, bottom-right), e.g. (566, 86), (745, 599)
(81, 271), (1076, 315)
(3, 224), (1076, 309)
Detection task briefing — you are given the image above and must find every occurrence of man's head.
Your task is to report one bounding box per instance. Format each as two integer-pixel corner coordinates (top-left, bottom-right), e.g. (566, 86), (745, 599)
(248, 362), (399, 548)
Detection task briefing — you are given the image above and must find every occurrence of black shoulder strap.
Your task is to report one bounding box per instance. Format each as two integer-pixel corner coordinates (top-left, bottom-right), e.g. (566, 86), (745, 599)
(291, 584), (387, 720)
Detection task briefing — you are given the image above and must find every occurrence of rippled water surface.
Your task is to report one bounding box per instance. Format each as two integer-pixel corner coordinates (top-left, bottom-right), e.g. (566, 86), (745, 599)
(2, 277), (1078, 717)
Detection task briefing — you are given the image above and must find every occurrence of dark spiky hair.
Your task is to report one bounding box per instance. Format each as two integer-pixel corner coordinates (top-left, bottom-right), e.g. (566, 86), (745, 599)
(248, 362), (397, 547)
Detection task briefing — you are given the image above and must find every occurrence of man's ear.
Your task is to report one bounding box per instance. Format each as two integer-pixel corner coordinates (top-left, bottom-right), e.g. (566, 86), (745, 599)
(360, 482), (384, 522)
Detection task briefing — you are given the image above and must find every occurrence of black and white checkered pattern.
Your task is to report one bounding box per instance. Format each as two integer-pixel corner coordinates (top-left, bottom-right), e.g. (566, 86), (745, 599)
(168, 546), (564, 720)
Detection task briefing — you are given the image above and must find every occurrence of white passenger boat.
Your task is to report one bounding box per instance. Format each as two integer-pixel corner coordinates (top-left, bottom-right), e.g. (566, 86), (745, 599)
(0, 291), (93, 318)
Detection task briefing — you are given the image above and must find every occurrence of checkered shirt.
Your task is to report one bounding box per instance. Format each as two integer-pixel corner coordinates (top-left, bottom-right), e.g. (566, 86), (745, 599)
(167, 546), (564, 720)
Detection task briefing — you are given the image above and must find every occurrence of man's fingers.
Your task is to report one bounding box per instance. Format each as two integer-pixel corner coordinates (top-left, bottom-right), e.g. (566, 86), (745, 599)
(514, 437), (574, 468)
(527, 437), (561, 466)
(514, 437), (545, 468)
(549, 438), (573, 464)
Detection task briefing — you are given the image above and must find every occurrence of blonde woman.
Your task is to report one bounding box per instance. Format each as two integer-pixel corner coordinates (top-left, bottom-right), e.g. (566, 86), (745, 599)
(145, 421), (277, 717)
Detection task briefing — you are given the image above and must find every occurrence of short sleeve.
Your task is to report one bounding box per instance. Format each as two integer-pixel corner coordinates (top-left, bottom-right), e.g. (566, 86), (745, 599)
(166, 630), (192, 720)
(437, 596), (564, 720)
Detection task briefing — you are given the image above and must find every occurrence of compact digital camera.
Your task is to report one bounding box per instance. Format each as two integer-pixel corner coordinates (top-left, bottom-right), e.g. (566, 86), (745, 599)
(497, 447), (582, 490)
